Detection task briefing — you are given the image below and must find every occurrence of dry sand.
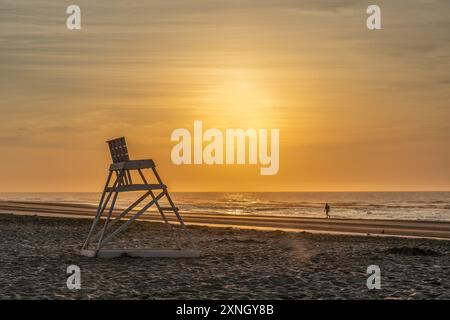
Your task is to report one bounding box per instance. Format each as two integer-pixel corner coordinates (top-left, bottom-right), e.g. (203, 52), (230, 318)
(0, 213), (449, 299)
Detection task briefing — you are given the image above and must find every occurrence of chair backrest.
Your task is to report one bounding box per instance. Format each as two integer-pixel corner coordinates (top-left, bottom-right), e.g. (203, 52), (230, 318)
(107, 137), (130, 163)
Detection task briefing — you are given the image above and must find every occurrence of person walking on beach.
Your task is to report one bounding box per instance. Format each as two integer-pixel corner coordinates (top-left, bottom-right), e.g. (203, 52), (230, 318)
(324, 203), (331, 219)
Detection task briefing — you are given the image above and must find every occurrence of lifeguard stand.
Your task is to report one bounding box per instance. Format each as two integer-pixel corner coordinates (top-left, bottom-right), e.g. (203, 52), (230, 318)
(81, 137), (200, 258)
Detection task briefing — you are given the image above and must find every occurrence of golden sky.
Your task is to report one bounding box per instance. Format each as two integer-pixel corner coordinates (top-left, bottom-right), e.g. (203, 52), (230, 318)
(0, 0), (449, 192)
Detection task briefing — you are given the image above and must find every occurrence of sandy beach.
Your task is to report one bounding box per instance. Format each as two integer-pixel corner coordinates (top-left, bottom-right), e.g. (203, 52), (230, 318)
(0, 210), (449, 299)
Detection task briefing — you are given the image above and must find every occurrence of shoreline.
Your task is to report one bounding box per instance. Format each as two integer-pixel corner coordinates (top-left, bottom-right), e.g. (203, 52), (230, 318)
(1, 200), (450, 240)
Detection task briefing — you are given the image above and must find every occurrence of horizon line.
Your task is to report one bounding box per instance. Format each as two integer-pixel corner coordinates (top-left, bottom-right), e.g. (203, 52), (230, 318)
(1, 190), (449, 193)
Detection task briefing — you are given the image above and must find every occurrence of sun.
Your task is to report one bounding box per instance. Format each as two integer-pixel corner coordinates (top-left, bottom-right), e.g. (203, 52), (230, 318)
(201, 69), (275, 127)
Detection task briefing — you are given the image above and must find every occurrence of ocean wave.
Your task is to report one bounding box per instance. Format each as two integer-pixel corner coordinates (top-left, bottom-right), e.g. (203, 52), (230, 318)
(1, 192), (449, 221)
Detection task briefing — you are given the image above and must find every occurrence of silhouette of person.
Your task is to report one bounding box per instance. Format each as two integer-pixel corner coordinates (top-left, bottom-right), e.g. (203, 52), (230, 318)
(325, 203), (330, 219)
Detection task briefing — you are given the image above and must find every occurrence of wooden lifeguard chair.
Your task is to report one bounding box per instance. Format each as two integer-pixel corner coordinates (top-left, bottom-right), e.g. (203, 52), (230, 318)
(81, 137), (200, 258)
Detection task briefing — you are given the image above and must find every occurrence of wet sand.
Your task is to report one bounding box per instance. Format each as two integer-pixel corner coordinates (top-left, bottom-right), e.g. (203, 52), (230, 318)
(0, 214), (449, 299)
(1, 200), (450, 239)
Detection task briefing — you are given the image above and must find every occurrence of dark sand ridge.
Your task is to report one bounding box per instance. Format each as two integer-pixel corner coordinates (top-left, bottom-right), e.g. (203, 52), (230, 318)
(1, 200), (450, 240)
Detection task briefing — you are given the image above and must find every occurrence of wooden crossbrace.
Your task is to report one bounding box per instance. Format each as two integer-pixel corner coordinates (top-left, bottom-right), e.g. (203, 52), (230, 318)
(82, 164), (196, 255)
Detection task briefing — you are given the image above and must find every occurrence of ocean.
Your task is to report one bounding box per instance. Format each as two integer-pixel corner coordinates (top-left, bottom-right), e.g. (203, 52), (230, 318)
(0, 192), (449, 222)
